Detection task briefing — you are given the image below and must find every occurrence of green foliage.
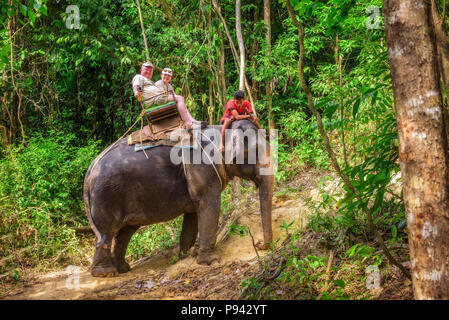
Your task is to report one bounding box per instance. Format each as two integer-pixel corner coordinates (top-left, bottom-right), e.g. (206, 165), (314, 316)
(229, 224), (249, 238)
(126, 217), (183, 261)
(276, 110), (329, 180)
(0, 133), (100, 272)
(345, 243), (382, 265)
(279, 220), (295, 235)
(280, 254), (326, 285)
(241, 277), (262, 300)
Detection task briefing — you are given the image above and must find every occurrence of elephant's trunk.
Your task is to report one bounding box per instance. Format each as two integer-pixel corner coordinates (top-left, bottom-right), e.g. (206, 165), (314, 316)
(258, 173), (274, 248)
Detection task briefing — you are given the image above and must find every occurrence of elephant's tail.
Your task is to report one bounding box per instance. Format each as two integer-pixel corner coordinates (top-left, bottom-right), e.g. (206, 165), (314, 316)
(83, 176), (101, 241)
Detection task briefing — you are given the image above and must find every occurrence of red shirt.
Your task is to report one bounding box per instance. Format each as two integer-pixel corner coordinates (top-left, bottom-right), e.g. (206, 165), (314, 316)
(220, 99), (253, 122)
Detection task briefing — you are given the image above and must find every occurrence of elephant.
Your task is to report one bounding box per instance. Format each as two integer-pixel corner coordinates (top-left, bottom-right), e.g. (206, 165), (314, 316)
(83, 119), (274, 277)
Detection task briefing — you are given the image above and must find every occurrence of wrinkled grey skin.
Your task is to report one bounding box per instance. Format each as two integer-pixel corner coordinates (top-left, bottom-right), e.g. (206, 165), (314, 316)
(83, 120), (273, 277)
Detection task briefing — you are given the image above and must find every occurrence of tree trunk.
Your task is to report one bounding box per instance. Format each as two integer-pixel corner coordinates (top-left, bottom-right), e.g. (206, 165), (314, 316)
(212, 0), (255, 109)
(383, 0), (449, 299)
(136, 0), (149, 60)
(218, 26), (227, 108)
(209, 80), (214, 125)
(250, 6), (260, 100)
(233, 0), (244, 197)
(236, 0), (245, 91)
(335, 35), (348, 166)
(264, 0), (275, 137)
(430, 0), (449, 137)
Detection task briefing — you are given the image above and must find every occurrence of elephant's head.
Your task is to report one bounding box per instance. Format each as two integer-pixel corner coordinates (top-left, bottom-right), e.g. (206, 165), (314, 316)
(222, 119), (274, 249)
(178, 120), (274, 251)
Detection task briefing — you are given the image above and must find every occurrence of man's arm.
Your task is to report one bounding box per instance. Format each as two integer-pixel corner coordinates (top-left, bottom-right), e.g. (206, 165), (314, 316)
(132, 75), (143, 100)
(244, 101), (258, 123)
(231, 109), (251, 120)
(133, 85), (141, 99)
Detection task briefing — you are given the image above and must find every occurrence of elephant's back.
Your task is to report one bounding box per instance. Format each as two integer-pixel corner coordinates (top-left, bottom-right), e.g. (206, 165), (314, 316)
(86, 138), (194, 224)
(87, 138), (185, 192)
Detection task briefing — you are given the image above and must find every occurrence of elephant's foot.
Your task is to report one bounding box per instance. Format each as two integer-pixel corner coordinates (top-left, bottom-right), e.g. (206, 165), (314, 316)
(255, 240), (271, 250)
(114, 260), (131, 274)
(91, 264), (119, 277)
(197, 250), (220, 265)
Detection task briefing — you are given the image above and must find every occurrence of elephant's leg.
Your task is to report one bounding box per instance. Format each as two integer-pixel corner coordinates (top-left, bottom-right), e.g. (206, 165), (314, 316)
(196, 193), (221, 265)
(112, 225), (139, 273)
(179, 213), (198, 256)
(91, 233), (118, 277)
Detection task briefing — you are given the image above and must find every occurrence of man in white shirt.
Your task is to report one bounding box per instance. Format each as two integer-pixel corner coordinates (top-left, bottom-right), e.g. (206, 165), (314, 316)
(132, 62), (196, 128)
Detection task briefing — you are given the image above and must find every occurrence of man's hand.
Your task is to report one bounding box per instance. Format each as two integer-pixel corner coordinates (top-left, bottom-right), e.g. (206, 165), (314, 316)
(133, 86), (142, 100)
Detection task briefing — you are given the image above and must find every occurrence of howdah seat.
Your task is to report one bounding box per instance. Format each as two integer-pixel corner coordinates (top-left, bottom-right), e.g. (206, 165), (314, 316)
(141, 91), (183, 135)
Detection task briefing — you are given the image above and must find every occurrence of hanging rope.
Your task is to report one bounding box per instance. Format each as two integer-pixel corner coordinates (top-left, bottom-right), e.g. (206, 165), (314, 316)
(179, 128), (224, 189)
(139, 115), (149, 160)
(197, 130), (223, 189)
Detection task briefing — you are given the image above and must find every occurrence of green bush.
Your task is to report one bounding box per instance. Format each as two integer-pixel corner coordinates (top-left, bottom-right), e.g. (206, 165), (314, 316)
(126, 218), (183, 261)
(0, 133), (100, 272)
(277, 110), (329, 180)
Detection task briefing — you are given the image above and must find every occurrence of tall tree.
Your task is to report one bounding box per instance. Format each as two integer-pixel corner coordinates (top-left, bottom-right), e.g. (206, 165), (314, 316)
(264, 0), (275, 135)
(430, 0), (449, 136)
(236, 0), (245, 91)
(218, 25), (227, 108)
(212, 0), (255, 108)
(383, 0), (449, 299)
(136, 0), (149, 61)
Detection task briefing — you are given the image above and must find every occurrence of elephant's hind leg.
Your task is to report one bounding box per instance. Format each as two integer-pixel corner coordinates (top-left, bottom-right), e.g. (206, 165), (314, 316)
(112, 225), (139, 273)
(179, 213), (198, 256)
(91, 233), (118, 277)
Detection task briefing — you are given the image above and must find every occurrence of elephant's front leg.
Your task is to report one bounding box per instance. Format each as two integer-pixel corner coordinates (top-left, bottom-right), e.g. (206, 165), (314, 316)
(196, 191), (221, 265)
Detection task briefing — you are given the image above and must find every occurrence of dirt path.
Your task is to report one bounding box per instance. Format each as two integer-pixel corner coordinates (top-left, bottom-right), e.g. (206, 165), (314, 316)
(5, 183), (315, 300)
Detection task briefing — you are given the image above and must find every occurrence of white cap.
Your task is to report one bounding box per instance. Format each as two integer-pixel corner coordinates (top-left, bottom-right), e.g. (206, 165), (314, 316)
(142, 61), (154, 68)
(162, 68), (173, 76)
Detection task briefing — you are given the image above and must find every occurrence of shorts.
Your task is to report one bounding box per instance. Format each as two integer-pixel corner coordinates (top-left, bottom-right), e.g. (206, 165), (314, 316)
(219, 114), (233, 125)
(144, 94), (170, 107)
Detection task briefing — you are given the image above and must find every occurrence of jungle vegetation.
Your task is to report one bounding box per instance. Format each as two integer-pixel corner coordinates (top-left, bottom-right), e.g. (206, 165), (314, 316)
(1, 0), (449, 299)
